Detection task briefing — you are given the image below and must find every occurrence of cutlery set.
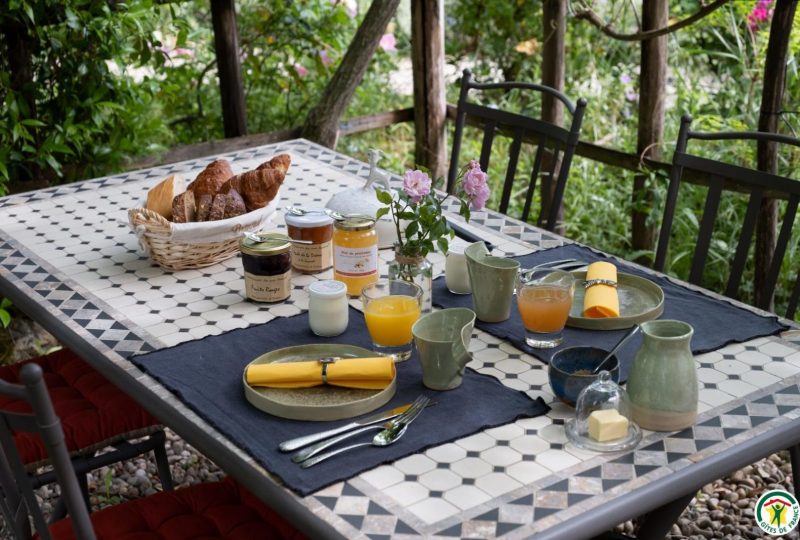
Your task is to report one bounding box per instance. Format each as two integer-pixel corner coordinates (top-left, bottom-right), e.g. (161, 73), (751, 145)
(279, 396), (432, 467)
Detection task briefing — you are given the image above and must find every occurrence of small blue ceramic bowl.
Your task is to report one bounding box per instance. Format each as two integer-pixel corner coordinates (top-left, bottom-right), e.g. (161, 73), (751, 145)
(549, 346), (621, 406)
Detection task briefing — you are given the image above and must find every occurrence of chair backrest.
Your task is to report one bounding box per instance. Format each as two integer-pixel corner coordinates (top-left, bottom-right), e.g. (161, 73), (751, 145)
(654, 114), (800, 319)
(447, 68), (587, 231)
(0, 363), (96, 540)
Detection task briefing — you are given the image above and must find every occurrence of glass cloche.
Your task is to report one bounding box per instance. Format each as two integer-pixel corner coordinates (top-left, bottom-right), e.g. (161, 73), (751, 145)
(565, 370), (642, 452)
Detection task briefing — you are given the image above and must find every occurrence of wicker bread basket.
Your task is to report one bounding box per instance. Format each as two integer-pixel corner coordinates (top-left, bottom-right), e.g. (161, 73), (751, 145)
(128, 194), (280, 271)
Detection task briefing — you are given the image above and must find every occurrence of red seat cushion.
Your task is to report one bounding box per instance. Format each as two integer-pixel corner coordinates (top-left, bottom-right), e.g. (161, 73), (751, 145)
(45, 478), (306, 540)
(0, 348), (159, 465)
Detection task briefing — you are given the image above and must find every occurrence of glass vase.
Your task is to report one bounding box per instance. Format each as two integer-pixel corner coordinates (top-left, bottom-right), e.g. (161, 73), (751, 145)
(388, 251), (433, 313)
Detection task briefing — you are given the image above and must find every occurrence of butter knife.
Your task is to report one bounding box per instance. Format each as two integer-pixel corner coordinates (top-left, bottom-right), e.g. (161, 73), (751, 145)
(278, 402), (414, 452)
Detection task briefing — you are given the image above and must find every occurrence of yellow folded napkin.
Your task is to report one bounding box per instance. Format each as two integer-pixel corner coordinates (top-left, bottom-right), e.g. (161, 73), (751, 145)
(245, 357), (395, 390)
(583, 262), (620, 318)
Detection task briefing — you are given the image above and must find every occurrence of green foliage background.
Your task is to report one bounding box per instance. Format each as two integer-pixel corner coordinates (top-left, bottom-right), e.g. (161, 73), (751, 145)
(0, 0), (799, 316)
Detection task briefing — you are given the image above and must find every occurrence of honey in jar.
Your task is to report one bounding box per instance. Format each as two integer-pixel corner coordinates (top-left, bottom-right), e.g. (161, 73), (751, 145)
(333, 215), (378, 296)
(284, 210), (334, 273)
(239, 232), (292, 303)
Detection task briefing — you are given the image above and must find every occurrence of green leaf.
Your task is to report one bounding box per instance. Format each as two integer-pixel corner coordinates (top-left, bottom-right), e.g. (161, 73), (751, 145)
(375, 207), (389, 220)
(0, 309), (10, 328)
(376, 190), (393, 204)
(437, 236), (449, 254)
(405, 220), (419, 239)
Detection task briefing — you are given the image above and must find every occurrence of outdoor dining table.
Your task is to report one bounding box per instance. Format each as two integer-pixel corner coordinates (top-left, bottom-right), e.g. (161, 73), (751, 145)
(1, 138), (800, 539)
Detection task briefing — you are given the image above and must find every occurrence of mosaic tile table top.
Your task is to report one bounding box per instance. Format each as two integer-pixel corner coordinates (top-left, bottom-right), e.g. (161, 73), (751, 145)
(2, 139), (799, 539)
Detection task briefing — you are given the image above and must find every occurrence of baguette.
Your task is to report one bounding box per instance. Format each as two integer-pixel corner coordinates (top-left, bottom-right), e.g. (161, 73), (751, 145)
(146, 174), (187, 220)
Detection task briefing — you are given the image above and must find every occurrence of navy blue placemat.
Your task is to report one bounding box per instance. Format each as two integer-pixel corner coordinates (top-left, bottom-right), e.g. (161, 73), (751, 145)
(131, 308), (548, 496)
(433, 243), (791, 381)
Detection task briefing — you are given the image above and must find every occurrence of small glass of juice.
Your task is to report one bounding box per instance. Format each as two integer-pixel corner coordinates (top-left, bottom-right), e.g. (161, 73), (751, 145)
(362, 280), (423, 361)
(516, 269), (575, 349)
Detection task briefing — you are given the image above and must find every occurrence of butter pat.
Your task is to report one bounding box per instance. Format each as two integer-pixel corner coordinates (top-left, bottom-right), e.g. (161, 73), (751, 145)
(588, 409), (629, 442)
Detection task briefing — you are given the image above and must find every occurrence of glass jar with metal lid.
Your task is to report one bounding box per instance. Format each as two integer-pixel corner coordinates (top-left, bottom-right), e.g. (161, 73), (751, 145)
(239, 232), (292, 303)
(333, 215), (378, 296)
(284, 210), (334, 274)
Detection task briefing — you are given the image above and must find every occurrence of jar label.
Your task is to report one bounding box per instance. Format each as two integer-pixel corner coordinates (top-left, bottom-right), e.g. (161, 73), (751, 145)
(244, 271), (291, 302)
(292, 241), (332, 272)
(333, 245), (378, 277)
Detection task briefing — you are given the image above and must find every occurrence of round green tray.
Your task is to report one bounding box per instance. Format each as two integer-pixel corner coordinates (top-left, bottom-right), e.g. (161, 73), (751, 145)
(243, 344), (397, 421)
(567, 271), (664, 330)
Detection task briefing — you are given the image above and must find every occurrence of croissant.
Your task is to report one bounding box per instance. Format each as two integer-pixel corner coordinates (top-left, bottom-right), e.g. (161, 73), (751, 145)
(260, 154), (291, 174)
(234, 168), (285, 211)
(189, 159), (234, 198)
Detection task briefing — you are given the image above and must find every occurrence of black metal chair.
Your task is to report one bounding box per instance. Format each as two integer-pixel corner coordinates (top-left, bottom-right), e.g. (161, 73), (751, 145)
(0, 363), (304, 540)
(654, 114), (800, 319)
(447, 68), (587, 231)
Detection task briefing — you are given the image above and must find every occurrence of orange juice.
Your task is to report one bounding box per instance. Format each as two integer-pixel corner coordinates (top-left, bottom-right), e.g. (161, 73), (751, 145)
(364, 295), (421, 346)
(518, 286), (572, 332)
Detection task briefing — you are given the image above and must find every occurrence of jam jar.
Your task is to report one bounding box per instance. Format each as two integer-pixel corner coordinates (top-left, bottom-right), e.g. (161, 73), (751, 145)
(333, 215), (378, 296)
(239, 232), (292, 303)
(284, 210), (334, 273)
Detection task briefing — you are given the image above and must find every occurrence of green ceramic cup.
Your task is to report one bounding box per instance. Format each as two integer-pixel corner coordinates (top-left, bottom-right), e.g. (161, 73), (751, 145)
(464, 242), (521, 323)
(412, 308), (476, 390)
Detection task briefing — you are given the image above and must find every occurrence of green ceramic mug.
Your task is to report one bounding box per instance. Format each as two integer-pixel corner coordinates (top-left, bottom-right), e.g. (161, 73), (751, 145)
(412, 308), (476, 390)
(464, 242), (521, 323)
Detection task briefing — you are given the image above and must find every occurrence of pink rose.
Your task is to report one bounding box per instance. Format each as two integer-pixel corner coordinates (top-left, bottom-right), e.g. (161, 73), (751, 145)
(294, 64), (309, 77)
(319, 50), (333, 67)
(379, 33), (396, 52)
(403, 169), (432, 203)
(462, 163), (490, 210)
(471, 184), (490, 210)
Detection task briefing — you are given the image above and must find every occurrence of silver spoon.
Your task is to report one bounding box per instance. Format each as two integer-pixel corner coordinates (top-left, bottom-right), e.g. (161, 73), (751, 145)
(286, 206), (345, 221)
(593, 324), (641, 374)
(243, 232), (312, 245)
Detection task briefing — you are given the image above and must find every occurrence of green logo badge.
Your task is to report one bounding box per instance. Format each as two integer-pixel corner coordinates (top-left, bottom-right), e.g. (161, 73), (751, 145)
(756, 490), (800, 535)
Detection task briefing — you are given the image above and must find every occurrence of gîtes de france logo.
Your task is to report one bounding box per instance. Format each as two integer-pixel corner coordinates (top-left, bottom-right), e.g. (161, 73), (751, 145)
(755, 489), (800, 535)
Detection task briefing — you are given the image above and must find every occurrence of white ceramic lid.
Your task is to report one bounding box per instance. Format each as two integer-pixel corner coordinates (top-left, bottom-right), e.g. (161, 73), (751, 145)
(284, 210), (334, 228)
(308, 280), (347, 298)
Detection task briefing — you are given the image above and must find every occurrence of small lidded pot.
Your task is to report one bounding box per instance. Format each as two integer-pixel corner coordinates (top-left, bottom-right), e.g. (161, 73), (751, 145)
(308, 280), (349, 337)
(239, 232), (292, 303)
(284, 210), (334, 274)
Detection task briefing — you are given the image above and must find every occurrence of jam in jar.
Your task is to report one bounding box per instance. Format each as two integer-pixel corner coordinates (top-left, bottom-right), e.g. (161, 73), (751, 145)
(333, 215), (378, 296)
(284, 210), (334, 273)
(239, 232), (292, 303)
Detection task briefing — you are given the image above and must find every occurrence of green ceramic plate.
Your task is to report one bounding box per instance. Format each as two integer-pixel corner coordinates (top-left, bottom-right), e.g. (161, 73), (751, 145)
(242, 344), (397, 421)
(567, 271), (664, 330)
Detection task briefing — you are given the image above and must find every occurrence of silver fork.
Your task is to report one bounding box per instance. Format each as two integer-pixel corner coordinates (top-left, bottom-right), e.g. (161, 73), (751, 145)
(291, 395), (429, 463)
(300, 396), (431, 468)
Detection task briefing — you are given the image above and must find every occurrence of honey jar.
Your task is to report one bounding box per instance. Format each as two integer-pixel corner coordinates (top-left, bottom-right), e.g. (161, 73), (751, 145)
(333, 215), (378, 296)
(284, 210), (334, 273)
(239, 232), (292, 303)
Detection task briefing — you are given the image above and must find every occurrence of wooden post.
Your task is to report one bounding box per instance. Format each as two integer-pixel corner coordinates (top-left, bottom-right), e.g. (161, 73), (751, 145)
(754, 0), (797, 310)
(632, 0), (668, 258)
(210, 0), (247, 138)
(411, 0), (447, 180)
(541, 0), (567, 230)
(301, 0), (401, 148)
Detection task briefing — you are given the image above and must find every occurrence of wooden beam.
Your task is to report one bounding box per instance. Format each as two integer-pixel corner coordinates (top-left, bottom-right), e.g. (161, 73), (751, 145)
(754, 0), (797, 310)
(411, 0), (447, 180)
(632, 0), (669, 257)
(301, 0), (402, 148)
(210, 0), (247, 138)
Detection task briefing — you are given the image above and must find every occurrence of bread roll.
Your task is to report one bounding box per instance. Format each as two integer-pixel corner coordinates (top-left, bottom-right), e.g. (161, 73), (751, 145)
(189, 159), (234, 198)
(195, 193), (214, 221)
(146, 174), (187, 220)
(172, 191), (196, 223)
(234, 168), (285, 211)
(224, 189), (247, 218)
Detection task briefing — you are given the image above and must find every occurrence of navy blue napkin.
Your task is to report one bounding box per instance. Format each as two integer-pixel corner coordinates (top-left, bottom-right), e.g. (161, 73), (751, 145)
(433, 243), (790, 381)
(131, 308), (548, 496)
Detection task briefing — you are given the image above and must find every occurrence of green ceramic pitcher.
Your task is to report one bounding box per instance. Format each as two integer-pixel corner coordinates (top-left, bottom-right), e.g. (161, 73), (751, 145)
(464, 242), (520, 323)
(412, 308), (475, 390)
(626, 320), (698, 431)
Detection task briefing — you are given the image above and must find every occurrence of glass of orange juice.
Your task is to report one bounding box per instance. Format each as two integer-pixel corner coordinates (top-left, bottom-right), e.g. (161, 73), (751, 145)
(516, 269), (575, 348)
(362, 280), (423, 361)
